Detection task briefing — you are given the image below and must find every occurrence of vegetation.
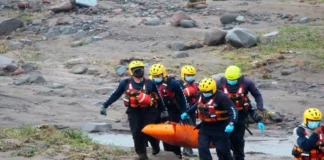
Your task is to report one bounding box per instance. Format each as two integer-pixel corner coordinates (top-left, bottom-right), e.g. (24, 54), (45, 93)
(0, 124), (135, 159)
(221, 25), (324, 71)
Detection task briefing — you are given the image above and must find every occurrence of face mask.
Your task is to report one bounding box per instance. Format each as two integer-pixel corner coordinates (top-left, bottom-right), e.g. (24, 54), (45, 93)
(132, 68), (144, 78)
(307, 121), (321, 129)
(153, 77), (163, 83)
(185, 76), (195, 83)
(203, 93), (213, 98)
(227, 80), (238, 85)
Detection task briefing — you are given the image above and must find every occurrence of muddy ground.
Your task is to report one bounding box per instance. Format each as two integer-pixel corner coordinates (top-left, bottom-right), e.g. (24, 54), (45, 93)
(0, 0), (324, 159)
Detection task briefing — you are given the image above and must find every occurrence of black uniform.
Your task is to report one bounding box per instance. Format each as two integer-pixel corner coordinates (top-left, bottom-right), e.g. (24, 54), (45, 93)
(102, 78), (166, 158)
(217, 76), (264, 160)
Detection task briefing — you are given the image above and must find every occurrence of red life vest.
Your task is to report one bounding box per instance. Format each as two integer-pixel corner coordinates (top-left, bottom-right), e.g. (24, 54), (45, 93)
(183, 81), (199, 105)
(197, 95), (229, 122)
(293, 127), (324, 160)
(222, 80), (250, 111)
(123, 79), (152, 108)
(158, 81), (176, 105)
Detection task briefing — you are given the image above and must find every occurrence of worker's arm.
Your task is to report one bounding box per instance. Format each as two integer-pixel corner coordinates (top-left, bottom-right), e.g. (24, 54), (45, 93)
(102, 79), (127, 108)
(171, 79), (188, 113)
(186, 102), (197, 114)
(296, 127), (319, 151)
(246, 78), (264, 111)
(220, 95), (238, 123)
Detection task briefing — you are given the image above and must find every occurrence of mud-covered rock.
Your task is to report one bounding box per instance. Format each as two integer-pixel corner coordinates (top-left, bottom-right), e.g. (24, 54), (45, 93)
(225, 28), (258, 48)
(144, 17), (162, 26)
(82, 122), (112, 133)
(220, 14), (238, 25)
(72, 66), (88, 74)
(26, 75), (46, 84)
(170, 41), (185, 51)
(21, 63), (35, 73)
(14, 78), (27, 85)
(170, 11), (191, 27)
(204, 28), (227, 46)
(179, 20), (196, 28)
(0, 18), (24, 36)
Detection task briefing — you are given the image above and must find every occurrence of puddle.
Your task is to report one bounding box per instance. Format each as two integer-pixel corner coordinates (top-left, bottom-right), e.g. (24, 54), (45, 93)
(88, 132), (293, 157)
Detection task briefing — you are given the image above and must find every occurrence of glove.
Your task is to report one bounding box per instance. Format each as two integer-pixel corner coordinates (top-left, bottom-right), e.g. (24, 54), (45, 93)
(258, 122), (264, 132)
(100, 105), (107, 116)
(224, 124), (234, 133)
(181, 113), (188, 120)
(160, 110), (169, 121)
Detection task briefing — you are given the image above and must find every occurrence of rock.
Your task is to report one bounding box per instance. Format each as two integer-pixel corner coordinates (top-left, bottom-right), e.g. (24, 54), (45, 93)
(17, 2), (30, 9)
(211, 73), (225, 81)
(36, 142), (49, 150)
(45, 28), (60, 38)
(83, 37), (93, 45)
(14, 78), (27, 85)
(220, 14), (238, 24)
(170, 11), (191, 27)
(281, 13), (289, 19)
(50, 2), (73, 13)
(12, 68), (25, 75)
(95, 87), (114, 95)
(281, 69), (295, 75)
(66, 58), (87, 66)
(172, 51), (189, 58)
(267, 111), (283, 122)
(82, 24), (90, 30)
(170, 41), (185, 51)
(92, 36), (102, 41)
(75, 0), (97, 7)
(0, 56), (15, 70)
(82, 122), (112, 133)
(309, 83), (318, 88)
(21, 63), (35, 73)
(73, 30), (88, 40)
(182, 42), (204, 50)
(298, 17), (309, 24)
(87, 68), (98, 75)
(4, 64), (18, 72)
(250, 52), (259, 58)
(112, 8), (123, 15)
(19, 39), (32, 45)
(60, 26), (77, 35)
(26, 75), (46, 84)
(31, 19), (42, 25)
(204, 28), (227, 46)
(18, 147), (34, 156)
(179, 20), (196, 28)
(71, 41), (83, 47)
(225, 28), (259, 48)
(235, 16), (246, 23)
(7, 41), (24, 50)
(72, 66), (88, 74)
(51, 83), (64, 89)
(116, 65), (127, 76)
(263, 31), (279, 37)
(0, 18), (24, 36)
(195, 4), (207, 9)
(144, 18), (161, 26)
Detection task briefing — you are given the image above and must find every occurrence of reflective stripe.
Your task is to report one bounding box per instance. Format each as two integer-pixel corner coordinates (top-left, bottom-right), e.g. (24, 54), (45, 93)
(197, 95), (229, 122)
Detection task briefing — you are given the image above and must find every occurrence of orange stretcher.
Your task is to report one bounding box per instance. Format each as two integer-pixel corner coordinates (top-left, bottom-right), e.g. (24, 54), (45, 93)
(141, 121), (215, 148)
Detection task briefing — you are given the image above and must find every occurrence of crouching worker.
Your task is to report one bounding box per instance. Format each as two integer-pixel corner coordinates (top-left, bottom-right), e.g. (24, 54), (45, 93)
(181, 77), (238, 160)
(178, 65), (199, 157)
(292, 108), (324, 160)
(150, 63), (188, 159)
(100, 60), (169, 160)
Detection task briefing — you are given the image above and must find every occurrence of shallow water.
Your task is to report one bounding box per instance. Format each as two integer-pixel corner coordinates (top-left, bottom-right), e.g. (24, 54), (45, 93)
(88, 132), (293, 157)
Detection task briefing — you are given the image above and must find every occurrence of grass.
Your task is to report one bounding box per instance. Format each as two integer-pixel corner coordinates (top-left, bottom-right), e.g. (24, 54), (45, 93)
(0, 42), (8, 54)
(0, 124), (135, 159)
(220, 25), (324, 72)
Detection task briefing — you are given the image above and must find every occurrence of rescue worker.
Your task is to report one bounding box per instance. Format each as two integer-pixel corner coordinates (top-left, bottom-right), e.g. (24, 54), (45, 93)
(292, 108), (324, 159)
(181, 77), (238, 160)
(217, 65), (265, 160)
(100, 60), (169, 160)
(178, 65), (199, 157)
(149, 63), (188, 159)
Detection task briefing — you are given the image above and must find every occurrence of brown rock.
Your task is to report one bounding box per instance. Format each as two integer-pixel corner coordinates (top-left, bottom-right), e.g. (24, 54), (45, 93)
(50, 2), (73, 13)
(43, 0), (50, 3)
(170, 11), (191, 27)
(17, 2), (30, 9)
(12, 68), (24, 75)
(112, 8), (123, 15)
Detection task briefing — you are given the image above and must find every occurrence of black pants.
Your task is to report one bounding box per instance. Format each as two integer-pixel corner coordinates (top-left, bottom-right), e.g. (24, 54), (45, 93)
(230, 122), (246, 160)
(198, 131), (233, 160)
(162, 108), (181, 155)
(127, 108), (160, 156)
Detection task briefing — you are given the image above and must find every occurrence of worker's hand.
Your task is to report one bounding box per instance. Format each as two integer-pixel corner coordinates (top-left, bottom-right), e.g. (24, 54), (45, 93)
(258, 122), (265, 132)
(160, 110), (169, 121)
(181, 113), (188, 120)
(100, 105), (107, 116)
(224, 124), (234, 133)
(314, 127), (322, 134)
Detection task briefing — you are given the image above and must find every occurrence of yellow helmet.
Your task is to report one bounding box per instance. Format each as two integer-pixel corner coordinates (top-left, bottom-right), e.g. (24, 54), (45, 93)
(199, 77), (217, 94)
(181, 65), (196, 79)
(128, 60), (144, 76)
(225, 65), (241, 80)
(303, 108), (322, 124)
(150, 63), (167, 77)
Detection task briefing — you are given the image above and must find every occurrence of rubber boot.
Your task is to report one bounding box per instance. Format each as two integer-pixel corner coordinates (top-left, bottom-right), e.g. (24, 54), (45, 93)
(152, 147), (160, 155)
(135, 154), (149, 160)
(182, 148), (197, 157)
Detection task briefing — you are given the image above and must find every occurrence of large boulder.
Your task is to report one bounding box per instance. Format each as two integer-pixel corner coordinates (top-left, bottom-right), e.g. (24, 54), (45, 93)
(220, 14), (238, 25)
(82, 122), (112, 133)
(170, 11), (191, 27)
(204, 28), (227, 46)
(0, 18), (24, 36)
(225, 28), (258, 48)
